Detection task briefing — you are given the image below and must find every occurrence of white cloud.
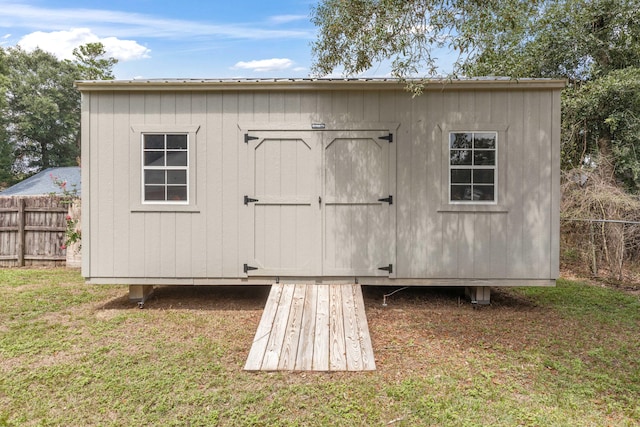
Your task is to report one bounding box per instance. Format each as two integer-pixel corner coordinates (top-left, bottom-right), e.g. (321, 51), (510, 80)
(18, 28), (150, 61)
(233, 58), (294, 73)
(0, 3), (313, 41)
(268, 15), (308, 25)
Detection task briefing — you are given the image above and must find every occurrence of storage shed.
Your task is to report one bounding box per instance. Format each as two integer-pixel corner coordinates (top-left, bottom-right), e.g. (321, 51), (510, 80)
(76, 78), (564, 304)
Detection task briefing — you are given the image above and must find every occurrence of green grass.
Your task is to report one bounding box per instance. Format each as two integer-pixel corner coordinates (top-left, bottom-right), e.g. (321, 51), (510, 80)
(1, 269), (639, 426)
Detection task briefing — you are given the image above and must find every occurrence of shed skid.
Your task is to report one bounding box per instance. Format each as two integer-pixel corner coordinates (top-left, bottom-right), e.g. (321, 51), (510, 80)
(77, 78), (563, 303)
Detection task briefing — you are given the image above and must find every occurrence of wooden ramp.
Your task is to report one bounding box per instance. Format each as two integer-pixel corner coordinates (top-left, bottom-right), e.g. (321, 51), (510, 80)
(244, 284), (376, 371)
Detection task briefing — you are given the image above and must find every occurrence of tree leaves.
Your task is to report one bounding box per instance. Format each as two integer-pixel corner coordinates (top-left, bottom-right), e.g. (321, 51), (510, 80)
(311, 0), (640, 190)
(0, 43), (117, 185)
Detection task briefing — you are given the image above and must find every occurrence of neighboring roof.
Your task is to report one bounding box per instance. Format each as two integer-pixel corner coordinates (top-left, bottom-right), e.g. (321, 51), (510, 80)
(0, 167), (81, 197)
(75, 77), (567, 92)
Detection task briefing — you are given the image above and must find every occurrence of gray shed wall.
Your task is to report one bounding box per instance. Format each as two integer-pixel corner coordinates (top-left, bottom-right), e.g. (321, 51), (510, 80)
(81, 83), (561, 285)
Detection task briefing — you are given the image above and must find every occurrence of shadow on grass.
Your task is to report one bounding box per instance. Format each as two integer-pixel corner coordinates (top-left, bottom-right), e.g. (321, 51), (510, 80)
(362, 285), (540, 310)
(97, 284), (541, 312)
(98, 285), (271, 311)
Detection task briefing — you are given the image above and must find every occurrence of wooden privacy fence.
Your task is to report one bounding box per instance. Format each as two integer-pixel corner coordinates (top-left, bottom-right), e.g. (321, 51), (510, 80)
(0, 196), (71, 267)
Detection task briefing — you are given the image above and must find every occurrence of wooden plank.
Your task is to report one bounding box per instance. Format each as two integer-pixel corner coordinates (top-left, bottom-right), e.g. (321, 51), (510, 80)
(17, 198), (24, 266)
(245, 283), (375, 372)
(244, 284), (284, 371)
(261, 284), (295, 370)
(353, 284), (376, 370)
(295, 284), (317, 370)
(341, 284), (363, 371)
(24, 255), (66, 261)
(24, 207), (68, 213)
(312, 284), (330, 371)
(329, 284), (347, 371)
(24, 226), (66, 232)
(278, 284), (306, 370)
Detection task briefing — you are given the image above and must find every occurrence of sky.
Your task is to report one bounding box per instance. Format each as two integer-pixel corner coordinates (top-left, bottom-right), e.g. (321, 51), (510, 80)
(0, 0), (326, 79)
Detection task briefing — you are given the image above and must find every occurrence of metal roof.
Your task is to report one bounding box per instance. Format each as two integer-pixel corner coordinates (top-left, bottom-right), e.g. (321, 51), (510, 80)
(0, 167), (81, 197)
(75, 77), (566, 91)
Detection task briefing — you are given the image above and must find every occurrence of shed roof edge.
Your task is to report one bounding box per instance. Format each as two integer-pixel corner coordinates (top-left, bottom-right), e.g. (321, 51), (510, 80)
(75, 77), (567, 92)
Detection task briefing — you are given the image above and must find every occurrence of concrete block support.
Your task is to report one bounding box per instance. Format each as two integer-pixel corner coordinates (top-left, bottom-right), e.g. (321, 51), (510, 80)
(465, 286), (491, 305)
(129, 285), (154, 303)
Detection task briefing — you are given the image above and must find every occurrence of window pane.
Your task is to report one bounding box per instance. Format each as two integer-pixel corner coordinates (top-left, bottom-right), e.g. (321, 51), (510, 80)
(474, 151), (495, 165)
(145, 185), (165, 201)
(451, 169), (471, 183)
(166, 152), (187, 166)
(474, 133), (496, 149)
(144, 134), (164, 149)
(167, 134), (187, 149)
(167, 170), (187, 185)
(451, 185), (472, 200)
(145, 170), (165, 184)
(450, 150), (472, 165)
(144, 151), (164, 166)
(473, 169), (494, 184)
(450, 133), (472, 149)
(167, 186), (187, 201)
(473, 185), (494, 201)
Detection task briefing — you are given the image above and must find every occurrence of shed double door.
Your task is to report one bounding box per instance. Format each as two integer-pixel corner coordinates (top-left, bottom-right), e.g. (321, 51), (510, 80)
(245, 130), (395, 277)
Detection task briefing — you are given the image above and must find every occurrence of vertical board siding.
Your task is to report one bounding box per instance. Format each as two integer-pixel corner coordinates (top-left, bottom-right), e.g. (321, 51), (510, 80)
(505, 90), (526, 278)
(205, 93), (223, 277)
(86, 86), (559, 282)
(190, 93), (208, 277)
(550, 90), (562, 278)
(128, 93), (146, 277)
(113, 94), (131, 277)
(96, 92), (115, 276)
(395, 90), (414, 276)
(221, 92), (240, 277)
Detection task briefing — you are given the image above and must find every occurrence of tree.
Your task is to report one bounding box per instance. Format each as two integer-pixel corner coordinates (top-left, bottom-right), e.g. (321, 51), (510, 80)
(73, 42), (118, 80)
(0, 49), (15, 188)
(3, 47), (81, 172)
(466, 0), (640, 81)
(312, 0), (640, 82)
(311, 0), (640, 190)
(0, 42), (117, 181)
(466, 0), (640, 189)
(311, 0), (544, 91)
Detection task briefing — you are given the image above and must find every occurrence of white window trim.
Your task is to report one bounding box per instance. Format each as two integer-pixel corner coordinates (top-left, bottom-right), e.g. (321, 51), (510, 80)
(130, 124), (200, 212)
(438, 123), (509, 213)
(141, 133), (190, 205)
(448, 131), (498, 205)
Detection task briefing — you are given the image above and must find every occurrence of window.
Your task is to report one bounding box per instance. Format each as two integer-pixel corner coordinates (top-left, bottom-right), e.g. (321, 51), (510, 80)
(142, 133), (189, 203)
(449, 132), (497, 203)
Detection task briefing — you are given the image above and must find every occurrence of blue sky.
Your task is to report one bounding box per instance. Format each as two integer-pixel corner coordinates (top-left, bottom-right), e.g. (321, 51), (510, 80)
(0, 0), (324, 79)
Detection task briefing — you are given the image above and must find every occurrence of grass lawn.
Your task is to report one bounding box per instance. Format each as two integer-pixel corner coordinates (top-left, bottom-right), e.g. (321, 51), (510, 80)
(1, 269), (639, 426)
